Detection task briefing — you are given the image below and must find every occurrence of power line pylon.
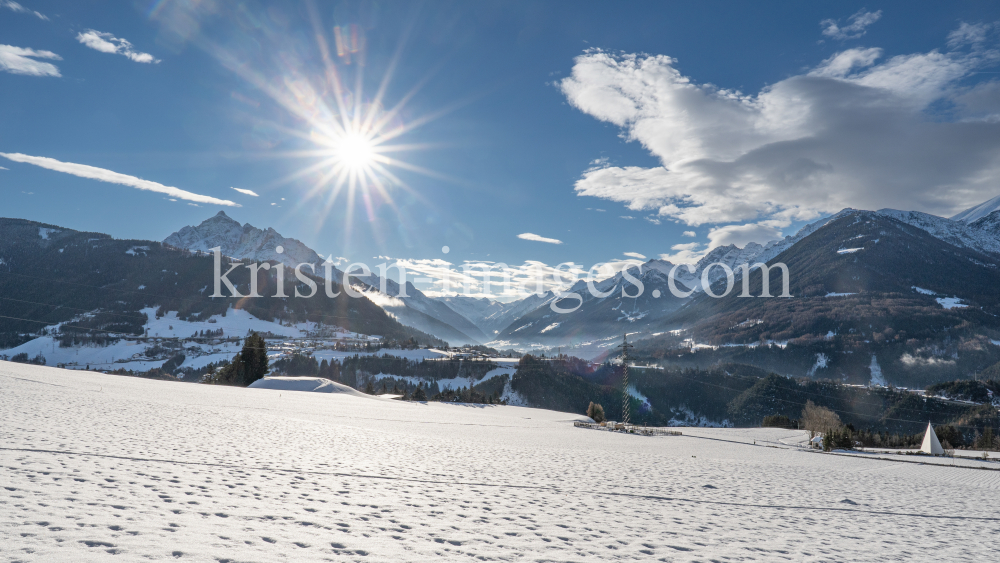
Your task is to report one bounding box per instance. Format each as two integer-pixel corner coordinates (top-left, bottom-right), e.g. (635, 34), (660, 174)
(617, 333), (634, 427)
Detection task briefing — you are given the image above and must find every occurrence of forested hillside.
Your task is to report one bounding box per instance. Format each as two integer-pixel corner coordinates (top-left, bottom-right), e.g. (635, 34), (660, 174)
(0, 218), (443, 348)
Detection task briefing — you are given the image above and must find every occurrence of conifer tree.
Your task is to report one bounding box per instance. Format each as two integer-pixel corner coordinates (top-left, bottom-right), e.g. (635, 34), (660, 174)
(216, 332), (269, 386)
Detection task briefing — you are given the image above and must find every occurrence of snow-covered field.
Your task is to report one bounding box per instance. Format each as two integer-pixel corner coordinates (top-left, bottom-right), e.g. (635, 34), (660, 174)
(2, 362), (999, 562)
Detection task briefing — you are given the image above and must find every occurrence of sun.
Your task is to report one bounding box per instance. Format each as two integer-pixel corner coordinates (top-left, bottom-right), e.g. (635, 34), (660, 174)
(333, 132), (376, 172)
(244, 21), (452, 242)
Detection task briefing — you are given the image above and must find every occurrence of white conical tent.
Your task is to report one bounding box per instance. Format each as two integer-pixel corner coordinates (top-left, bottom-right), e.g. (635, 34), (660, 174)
(920, 422), (944, 455)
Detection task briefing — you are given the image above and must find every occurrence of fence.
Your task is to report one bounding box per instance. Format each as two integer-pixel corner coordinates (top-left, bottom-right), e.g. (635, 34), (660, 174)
(574, 421), (682, 436)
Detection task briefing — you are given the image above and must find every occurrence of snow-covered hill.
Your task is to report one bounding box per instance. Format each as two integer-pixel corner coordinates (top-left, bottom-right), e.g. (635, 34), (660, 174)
(3, 363), (997, 561)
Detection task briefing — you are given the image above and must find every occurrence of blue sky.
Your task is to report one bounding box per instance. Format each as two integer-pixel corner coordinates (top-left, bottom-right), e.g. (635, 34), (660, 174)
(3, 1), (1000, 297)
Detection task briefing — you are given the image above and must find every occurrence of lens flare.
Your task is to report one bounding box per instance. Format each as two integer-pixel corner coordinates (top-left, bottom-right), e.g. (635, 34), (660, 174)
(329, 131), (376, 172)
(181, 6), (458, 254)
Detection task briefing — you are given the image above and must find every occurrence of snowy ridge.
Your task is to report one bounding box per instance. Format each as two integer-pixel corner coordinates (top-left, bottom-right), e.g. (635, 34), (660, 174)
(163, 211), (330, 271)
(644, 211), (844, 292)
(951, 194), (1000, 223)
(877, 208), (1000, 256)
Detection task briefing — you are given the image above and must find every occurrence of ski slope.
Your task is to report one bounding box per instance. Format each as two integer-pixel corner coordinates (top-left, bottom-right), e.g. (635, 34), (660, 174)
(2, 362), (999, 562)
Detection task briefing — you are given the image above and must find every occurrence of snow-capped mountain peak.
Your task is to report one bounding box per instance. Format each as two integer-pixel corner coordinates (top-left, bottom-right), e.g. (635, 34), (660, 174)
(163, 211), (326, 270)
(950, 194), (1000, 223)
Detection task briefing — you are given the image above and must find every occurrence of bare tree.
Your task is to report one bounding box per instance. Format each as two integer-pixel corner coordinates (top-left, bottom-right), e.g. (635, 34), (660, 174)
(801, 400), (842, 433)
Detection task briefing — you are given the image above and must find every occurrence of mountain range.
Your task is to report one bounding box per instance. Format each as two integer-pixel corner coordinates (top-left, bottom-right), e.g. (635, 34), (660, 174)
(6, 193), (1000, 387)
(158, 198), (1000, 356)
(0, 217), (443, 350)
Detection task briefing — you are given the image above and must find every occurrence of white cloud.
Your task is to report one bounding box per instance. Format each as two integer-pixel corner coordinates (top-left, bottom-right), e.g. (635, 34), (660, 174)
(682, 231), (696, 237)
(559, 32), (1000, 230)
(0, 166), (8, 170)
(659, 242), (705, 265)
(0, 44), (60, 77)
(392, 257), (643, 300)
(707, 223), (782, 249)
(517, 233), (563, 245)
(390, 258), (576, 299)
(644, 216), (661, 225)
(76, 30), (160, 64)
(0, 1), (47, 20)
(0, 153), (239, 207)
(948, 22), (996, 49)
(623, 252), (646, 259)
(821, 10), (882, 40)
(231, 187), (259, 196)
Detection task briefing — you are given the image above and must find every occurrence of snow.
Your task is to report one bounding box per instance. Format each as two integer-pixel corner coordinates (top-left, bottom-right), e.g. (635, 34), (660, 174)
(163, 211), (325, 271)
(539, 322), (560, 333)
(879, 207), (1000, 256)
(359, 366), (516, 393)
(0, 306), (393, 373)
(249, 376), (369, 397)
(825, 292), (857, 297)
(666, 405), (731, 428)
(142, 307), (307, 339)
(807, 353), (829, 376)
(4, 362), (1000, 561)
(836, 247), (863, 254)
(38, 227), (58, 240)
(950, 193), (1000, 223)
(869, 354), (886, 387)
(936, 297), (967, 309)
(913, 286), (936, 295)
(626, 385), (651, 409)
(310, 348), (453, 364)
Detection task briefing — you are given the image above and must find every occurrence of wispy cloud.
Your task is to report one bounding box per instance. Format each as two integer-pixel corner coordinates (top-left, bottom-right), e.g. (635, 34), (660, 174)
(517, 233), (563, 245)
(0, 153), (239, 207)
(623, 252), (646, 259)
(821, 10), (882, 40)
(231, 187), (259, 196)
(682, 231), (696, 237)
(0, 44), (60, 76)
(76, 30), (160, 64)
(0, 1), (47, 20)
(948, 22), (997, 49)
(0, 166), (8, 170)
